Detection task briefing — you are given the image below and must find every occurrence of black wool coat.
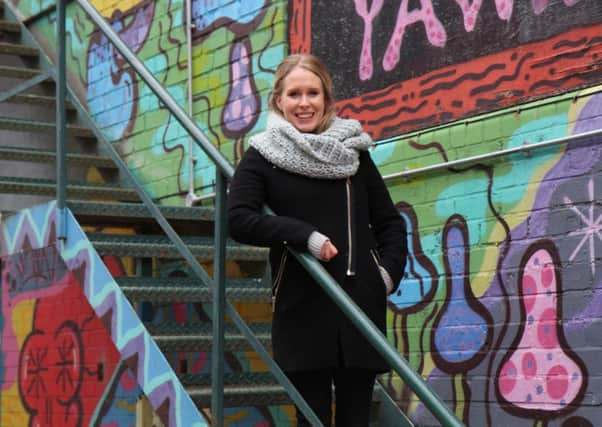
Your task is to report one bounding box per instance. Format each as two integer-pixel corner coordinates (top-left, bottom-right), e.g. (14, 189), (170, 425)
(228, 147), (407, 373)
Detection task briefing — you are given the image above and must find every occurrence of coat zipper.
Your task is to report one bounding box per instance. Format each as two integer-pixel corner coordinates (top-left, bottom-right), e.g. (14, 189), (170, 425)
(346, 177), (355, 276)
(370, 248), (381, 268)
(272, 252), (288, 312)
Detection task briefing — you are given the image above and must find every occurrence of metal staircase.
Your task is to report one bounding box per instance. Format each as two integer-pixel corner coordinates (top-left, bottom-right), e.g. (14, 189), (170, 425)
(0, 1), (301, 424)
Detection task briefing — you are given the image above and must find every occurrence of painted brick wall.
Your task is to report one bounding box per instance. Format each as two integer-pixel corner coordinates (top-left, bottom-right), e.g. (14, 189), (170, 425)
(8, 0), (602, 426)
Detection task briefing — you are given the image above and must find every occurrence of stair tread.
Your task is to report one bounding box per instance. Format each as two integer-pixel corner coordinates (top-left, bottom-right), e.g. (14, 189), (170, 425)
(0, 146), (115, 167)
(148, 321), (271, 352)
(0, 20), (21, 33)
(147, 321), (271, 336)
(0, 41), (38, 56)
(118, 276), (265, 288)
(186, 381), (289, 407)
(0, 65), (40, 79)
(5, 93), (75, 109)
(180, 371), (277, 387)
(88, 232), (268, 260)
(0, 116), (95, 138)
(184, 371), (290, 408)
(119, 276), (269, 302)
(0, 176), (139, 200)
(68, 200), (214, 221)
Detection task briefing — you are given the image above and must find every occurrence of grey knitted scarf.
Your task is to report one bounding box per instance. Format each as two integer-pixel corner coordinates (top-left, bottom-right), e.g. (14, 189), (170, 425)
(248, 112), (373, 179)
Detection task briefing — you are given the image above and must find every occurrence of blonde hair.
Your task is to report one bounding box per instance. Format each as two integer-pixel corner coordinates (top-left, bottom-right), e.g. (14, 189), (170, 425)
(268, 54), (336, 133)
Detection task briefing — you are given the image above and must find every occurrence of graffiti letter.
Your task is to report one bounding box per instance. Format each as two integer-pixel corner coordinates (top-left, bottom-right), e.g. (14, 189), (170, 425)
(354, 0), (384, 81)
(454, 0), (483, 31)
(383, 0), (446, 72)
(532, 0), (581, 15)
(495, 0), (513, 21)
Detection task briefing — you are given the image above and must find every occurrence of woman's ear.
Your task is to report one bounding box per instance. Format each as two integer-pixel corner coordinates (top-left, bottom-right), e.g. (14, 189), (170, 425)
(275, 96), (282, 112)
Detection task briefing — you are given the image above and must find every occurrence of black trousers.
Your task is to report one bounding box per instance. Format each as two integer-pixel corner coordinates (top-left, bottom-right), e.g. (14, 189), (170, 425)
(287, 368), (376, 427)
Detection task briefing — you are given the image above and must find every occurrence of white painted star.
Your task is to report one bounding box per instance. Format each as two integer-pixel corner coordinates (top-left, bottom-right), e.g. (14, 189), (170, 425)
(565, 178), (602, 275)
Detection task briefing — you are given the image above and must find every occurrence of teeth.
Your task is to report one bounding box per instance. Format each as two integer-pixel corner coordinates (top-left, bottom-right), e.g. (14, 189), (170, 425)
(297, 113), (313, 118)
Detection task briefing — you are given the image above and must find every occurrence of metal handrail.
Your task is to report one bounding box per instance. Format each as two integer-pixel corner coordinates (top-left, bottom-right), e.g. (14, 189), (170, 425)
(383, 127), (602, 181)
(49, 1), (465, 425)
(170, 123), (602, 204)
(56, 0), (66, 239)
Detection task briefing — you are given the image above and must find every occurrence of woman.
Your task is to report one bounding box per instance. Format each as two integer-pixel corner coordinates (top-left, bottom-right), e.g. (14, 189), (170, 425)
(228, 54), (407, 426)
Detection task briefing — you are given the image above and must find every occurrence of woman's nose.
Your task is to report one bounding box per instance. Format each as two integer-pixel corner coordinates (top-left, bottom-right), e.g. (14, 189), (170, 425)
(299, 95), (309, 105)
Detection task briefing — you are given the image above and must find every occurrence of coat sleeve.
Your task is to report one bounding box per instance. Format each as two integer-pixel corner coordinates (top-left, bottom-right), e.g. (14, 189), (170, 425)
(362, 151), (408, 292)
(228, 148), (317, 249)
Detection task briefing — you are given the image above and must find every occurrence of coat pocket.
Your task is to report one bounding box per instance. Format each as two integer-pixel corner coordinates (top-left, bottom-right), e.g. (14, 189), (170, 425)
(271, 252), (288, 312)
(370, 249), (388, 293)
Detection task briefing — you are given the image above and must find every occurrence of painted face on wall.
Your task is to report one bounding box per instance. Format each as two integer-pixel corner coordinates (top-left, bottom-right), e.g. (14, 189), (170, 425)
(276, 67), (325, 133)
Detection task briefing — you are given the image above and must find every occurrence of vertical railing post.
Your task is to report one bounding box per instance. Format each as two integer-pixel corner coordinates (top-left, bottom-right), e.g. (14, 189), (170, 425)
(212, 173), (227, 425)
(56, 0), (67, 240)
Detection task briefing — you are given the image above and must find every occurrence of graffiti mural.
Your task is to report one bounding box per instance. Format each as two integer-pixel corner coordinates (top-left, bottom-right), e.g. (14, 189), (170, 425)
(377, 86), (602, 426)
(6, 0), (602, 426)
(292, 0), (602, 138)
(0, 203), (208, 427)
(17, 0), (285, 203)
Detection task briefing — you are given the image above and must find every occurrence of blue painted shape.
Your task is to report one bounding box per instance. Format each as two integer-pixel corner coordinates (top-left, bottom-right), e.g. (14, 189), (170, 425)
(433, 225), (489, 365)
(388, 210), (435, 311)
(86, 34), (134, 141)
(192, 0), (266, 31)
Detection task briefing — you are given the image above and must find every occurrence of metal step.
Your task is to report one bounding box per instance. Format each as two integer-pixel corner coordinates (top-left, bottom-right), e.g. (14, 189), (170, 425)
(148, 322), (271, 352)
(182, 372), (289, 408)
(0, 41), (37, 57)
(0, 116), (95, 138)
(0, 20), (20, 34)
(87, 233), (269, 261)
(68, 200), (214, 222)
(119, 276), (270, 303)
(0, 65), (39, 79)
(0, 176), (139, 201)
(0, 146), (115, 168)
(4, 93), (74, 109)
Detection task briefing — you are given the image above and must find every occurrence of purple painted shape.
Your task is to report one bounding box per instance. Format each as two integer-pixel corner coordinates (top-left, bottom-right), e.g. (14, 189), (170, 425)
(481, 94), (602, 306)
(112, 2), (155, 57)
(222, 42), (259, 136)
(488, 94), (602, 316)
(148, 379), (178, 427)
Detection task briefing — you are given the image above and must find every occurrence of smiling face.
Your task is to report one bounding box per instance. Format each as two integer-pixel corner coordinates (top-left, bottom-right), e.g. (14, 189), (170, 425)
(276, 67), (325, 133)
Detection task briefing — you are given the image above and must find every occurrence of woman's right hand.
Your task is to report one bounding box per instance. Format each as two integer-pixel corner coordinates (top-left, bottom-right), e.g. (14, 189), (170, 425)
(320, 240), (338, 261)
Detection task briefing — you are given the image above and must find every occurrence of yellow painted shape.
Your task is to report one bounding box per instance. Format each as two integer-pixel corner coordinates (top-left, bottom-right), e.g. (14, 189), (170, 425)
(453, 374), (465, 419)
(90, 0), (142, 17)
(1, 387), (29, 426)
(11, 299), (35, 347)
(472, 147), (565, 297)
(2, 297), (35, 427)
(568, 85), (601, 133)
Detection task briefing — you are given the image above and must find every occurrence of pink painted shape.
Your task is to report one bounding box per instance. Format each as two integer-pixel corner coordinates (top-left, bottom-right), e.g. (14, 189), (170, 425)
(532, 0), (581, 14)
(547, 365), (570, 399)
(453, 0), (482, 31)
(497, 248), (584, 411)
(498, 360), (517, 395)
(522, 352), (537, 379)
(532, 0), (548, 15)
(496, 0), (513, 21)
(354, 0), (384, 80)
(383, 0), (447, 72)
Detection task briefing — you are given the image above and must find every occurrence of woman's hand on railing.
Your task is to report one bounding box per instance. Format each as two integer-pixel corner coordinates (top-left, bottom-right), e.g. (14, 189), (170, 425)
(320, 240), (338, 261)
